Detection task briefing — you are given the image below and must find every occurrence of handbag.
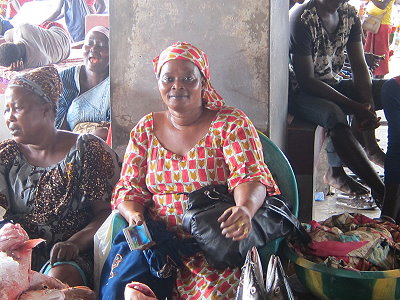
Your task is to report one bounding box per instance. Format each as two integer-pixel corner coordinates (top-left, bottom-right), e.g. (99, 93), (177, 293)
(362, 13), (385, 34)
(181, 185), (310, 269)
(235, 247), (294, 300)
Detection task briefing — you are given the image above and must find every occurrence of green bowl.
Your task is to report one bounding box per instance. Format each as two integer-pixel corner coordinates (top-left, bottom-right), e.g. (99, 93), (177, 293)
(284, 242), (400, 300)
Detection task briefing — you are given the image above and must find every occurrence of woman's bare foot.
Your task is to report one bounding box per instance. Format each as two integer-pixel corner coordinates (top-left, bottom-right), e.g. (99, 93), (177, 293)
(323, 167), (369, 195)
(365, 147), (385, 168)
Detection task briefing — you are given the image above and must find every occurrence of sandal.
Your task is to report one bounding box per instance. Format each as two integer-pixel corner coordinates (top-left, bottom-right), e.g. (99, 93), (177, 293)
(336, 194), (377, 210)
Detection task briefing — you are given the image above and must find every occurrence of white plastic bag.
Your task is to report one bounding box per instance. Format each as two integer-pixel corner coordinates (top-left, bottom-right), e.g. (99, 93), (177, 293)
(93, 210), (119, 293)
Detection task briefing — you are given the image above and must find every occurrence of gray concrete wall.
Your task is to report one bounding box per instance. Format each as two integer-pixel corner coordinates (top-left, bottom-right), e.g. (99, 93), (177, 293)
(110, 1), (288, 155)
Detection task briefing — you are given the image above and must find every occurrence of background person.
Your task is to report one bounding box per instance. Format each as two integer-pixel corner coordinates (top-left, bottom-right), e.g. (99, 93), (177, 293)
(107, 42), (280, 299)
(364, 0), (396, 79)
(289, 0), (385, 206)
(0, 22), (70, 71)
(45, 0), (106, 42)
(380, 75), (400, 223)
(0, 66), (120, 287)
(55, 26), (110, 140)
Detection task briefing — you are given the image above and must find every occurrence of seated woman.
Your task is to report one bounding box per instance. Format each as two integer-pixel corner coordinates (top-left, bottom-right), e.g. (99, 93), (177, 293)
(0, 66), (120, 287)
(55, 26), (110, 141)
(107, 42), (280, 299)
(380, 76), (400, 223)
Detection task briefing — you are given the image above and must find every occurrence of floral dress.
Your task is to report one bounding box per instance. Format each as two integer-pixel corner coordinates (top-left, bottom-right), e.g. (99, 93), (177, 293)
(112, 106), (280, 299)
(0, 134), (120, 280)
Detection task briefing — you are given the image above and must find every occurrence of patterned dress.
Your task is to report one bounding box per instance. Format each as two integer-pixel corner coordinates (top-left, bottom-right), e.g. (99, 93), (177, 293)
(0, 134), (120, 280)
(289, 0), (361, 94)
(112, 106), (280, 299)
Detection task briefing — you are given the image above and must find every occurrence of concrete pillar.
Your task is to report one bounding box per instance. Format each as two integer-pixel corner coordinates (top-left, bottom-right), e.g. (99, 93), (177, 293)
(0, 95), (11, 141)
(110, 0), (289, 155)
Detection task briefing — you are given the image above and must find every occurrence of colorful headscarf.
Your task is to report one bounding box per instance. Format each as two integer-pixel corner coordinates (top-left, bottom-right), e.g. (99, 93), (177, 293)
(8, 66), (62, 107)
(152, 42), (225, 110)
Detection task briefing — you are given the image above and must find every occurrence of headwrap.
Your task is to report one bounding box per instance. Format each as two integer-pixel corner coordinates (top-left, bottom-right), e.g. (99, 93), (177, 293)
(88, 26), (110, 39)
(7, 66), (62, 106)
(152, 42), (224, 110)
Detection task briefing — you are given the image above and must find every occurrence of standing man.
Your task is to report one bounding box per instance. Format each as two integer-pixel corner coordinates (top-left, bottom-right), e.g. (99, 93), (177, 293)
(289, 0), (385, 208)
(44, 0), (106, 42)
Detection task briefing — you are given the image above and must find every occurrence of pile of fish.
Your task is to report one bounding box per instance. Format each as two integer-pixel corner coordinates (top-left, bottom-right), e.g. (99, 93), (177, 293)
(235, 247), (294, 300)
(0, 222), (95, 300)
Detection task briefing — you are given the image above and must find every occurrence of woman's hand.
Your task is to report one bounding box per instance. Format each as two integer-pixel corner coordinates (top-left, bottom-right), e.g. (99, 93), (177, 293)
(217, 205), (252, 241)
(124, 210), (145, 227)
(8, 59), (24, 71)
(49, 241), (80, 265)
(364, 53), (384, 71)
(117, 201), (145, 226)
(218, 182), (266, 241)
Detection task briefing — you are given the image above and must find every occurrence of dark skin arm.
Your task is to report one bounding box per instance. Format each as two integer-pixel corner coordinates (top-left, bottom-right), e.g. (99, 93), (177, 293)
(346, 40), (381, 127)
(291, 53), (379, 130)
(346, 41), (374, 106)
(49, 200), (111, 264)
(218, 181), (266, 241)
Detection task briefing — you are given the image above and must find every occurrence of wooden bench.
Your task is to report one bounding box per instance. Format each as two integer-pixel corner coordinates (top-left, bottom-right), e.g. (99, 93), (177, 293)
(285, 115), (326, 222)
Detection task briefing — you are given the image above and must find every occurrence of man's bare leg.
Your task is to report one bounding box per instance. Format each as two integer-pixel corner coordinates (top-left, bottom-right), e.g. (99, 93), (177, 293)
(324, 166), (369, 195)
(330, 124), (385, 204)
(362, 129), (385, 168)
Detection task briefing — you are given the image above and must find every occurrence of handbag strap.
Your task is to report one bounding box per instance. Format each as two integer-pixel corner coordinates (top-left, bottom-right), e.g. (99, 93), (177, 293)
(266, 197), (311, 244)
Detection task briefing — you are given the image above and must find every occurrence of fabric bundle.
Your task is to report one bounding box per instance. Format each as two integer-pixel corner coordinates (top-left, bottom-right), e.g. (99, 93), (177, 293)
(291, 213), (400, 271)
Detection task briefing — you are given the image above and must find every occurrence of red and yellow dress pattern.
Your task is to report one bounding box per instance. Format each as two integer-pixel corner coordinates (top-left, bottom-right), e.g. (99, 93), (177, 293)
(112, 106), (280, 299)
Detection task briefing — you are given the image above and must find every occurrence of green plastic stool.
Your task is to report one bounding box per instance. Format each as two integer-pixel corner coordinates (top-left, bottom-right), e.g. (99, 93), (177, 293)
(256, 131), (299, 267)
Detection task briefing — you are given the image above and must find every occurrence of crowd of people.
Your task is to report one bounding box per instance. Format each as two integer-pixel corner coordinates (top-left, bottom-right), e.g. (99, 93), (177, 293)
(0, 0), (399, 299)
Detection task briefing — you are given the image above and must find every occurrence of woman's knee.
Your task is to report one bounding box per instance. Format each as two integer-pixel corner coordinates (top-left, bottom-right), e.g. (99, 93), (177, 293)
(47, 263), (85, 286)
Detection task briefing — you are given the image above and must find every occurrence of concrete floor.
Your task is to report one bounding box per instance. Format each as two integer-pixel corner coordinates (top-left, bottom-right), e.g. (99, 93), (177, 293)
(313, 107), (387, 222)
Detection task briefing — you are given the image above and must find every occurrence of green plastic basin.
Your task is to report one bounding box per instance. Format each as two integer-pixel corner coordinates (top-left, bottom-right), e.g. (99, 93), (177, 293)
(284, 242), (400, 300)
